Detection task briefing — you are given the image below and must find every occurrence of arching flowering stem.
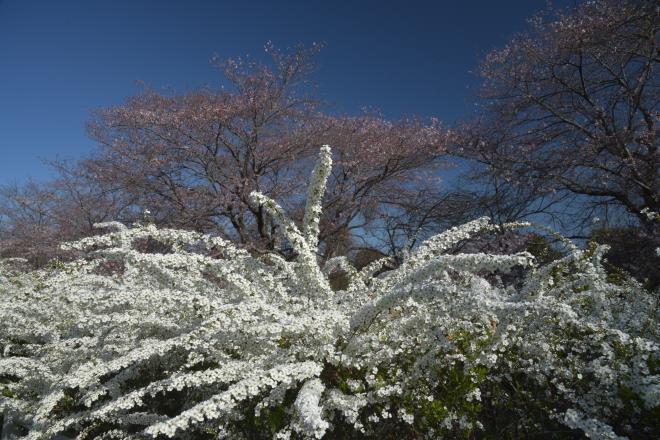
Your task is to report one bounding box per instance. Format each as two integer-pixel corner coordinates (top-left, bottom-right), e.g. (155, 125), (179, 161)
(302, 144), (332, 250)
(250, 146), (335, 295)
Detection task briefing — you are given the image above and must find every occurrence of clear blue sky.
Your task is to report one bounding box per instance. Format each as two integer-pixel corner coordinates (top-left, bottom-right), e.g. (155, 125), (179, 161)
(0, 0), (570, 184)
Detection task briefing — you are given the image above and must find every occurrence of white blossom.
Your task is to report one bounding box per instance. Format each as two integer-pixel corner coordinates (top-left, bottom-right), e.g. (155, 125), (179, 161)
(0, 146), (657, 439)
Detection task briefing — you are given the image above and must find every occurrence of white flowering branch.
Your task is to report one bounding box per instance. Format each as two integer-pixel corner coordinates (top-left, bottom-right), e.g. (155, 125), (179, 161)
(1, 146), (657, 440)
(302, 144), (332, 249)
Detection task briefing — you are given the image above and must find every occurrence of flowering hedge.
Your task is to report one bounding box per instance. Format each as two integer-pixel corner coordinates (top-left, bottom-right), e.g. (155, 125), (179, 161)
(1, 146), (658, 439)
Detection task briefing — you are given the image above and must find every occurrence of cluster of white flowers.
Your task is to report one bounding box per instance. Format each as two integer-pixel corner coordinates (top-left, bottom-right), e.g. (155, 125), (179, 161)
(1, 147), (658, 439)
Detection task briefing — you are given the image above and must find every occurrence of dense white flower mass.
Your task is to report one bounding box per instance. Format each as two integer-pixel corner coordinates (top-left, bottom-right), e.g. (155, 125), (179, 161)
(1, 147), (658, 439)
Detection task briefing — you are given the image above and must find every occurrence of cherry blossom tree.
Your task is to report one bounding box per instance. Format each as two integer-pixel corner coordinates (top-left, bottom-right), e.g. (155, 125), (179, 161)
(467, 0), (658, 229)
(85, 44), (448, 258)
(86, 43), (324, 250)
(0, 44), (449, 266)
(0, 164), (134, 266)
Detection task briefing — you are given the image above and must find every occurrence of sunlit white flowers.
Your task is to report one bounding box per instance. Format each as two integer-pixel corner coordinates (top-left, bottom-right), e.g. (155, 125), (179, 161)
(1, 147), (658, 439)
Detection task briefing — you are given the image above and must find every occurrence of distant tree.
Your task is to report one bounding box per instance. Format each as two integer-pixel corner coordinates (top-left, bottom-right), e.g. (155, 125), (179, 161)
(0, 164), (134, 265)
(86, 44), (448, 259)
(451, 121), (579, 230)
(0, 181), (60, 265)
(86, 43), (325, 250)
(465, 0), (658, 230)
(1, 44), (449, 264)
(590, 226), (660, 290)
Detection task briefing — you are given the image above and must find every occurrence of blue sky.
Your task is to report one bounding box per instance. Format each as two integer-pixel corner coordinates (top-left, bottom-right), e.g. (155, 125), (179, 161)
(0, 0), (569, 184)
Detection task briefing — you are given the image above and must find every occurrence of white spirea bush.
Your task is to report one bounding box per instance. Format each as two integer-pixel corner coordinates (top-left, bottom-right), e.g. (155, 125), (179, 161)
(1, 146), (658, 439)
